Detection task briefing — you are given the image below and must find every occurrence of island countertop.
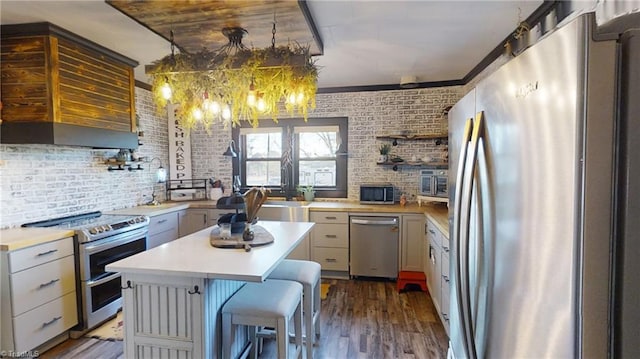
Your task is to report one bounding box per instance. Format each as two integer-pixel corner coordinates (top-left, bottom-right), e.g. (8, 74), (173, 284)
(106, 221), (314, 282)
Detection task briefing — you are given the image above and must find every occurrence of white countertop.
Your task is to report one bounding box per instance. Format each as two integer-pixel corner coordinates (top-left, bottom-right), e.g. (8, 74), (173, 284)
(0, 228), (75, 251)
(106, 221), (314, 282)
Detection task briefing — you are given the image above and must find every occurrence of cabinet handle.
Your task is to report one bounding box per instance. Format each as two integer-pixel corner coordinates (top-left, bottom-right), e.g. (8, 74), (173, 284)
(442, 246), (449, 253)
(37, 249), (58, 256)
(39, 278), (60, 288)
(42, 316), (62, 328)
(443, 313), (450, 322)
(188, 285), (201, 295)
(325, 258), (337, 262)
(324, 234), (337, 238)
(157, 219), (168, 224)
(442, 275), (450, 283)
(428, 229), (436, 235)
(325, 216), (337, 220)
(204, 215), (207, 225)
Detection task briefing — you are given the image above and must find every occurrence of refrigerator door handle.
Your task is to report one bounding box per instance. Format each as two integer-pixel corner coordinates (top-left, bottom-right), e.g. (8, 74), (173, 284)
(459, 111), (485, 359)
(453, 116), (474, 359)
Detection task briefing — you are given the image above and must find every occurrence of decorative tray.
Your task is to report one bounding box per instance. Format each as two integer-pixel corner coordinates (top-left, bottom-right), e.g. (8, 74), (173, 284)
(209, 224), (274, 251)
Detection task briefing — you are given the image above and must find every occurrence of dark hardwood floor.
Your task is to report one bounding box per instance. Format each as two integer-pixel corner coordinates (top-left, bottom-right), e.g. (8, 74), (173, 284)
(41, 279), (448, 359)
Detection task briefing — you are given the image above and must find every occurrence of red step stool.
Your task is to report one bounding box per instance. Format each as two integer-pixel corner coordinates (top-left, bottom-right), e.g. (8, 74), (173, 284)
(397, 271), (427, 292)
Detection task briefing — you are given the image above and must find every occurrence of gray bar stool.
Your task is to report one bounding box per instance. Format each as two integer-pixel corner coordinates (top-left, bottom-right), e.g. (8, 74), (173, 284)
(222, 279), (303, 359)
(268, 259), (321, 359)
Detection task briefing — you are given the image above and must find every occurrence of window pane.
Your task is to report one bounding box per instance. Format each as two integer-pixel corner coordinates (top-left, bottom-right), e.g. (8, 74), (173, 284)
(246, 161), (281, 186)
(298, 132), (337, 159)
(245, 132), (282, 158)
(299, 161), (336, 186)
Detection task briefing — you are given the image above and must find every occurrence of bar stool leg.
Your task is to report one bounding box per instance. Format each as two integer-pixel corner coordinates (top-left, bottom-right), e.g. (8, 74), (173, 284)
(276, 315), (288, 359)
(222, 312), (234, 359)
(249, 326), (259, 359)
(295, 295), (303, 358)
(314, 280), (321, 340)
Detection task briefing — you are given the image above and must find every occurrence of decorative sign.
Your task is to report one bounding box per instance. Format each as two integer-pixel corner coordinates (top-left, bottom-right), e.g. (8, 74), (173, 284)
(167, 103), (192, 180)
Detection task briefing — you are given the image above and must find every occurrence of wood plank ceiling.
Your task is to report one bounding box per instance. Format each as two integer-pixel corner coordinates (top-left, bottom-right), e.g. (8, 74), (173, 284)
(106, 0), (322, 57)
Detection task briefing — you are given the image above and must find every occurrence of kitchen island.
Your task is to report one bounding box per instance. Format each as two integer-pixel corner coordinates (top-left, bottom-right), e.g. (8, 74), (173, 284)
(106, 220), (314, 359)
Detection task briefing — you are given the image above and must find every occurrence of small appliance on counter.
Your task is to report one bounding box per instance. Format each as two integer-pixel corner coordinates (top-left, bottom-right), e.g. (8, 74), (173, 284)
(359, 183), (394, 204)
(419, 169), (448, 199)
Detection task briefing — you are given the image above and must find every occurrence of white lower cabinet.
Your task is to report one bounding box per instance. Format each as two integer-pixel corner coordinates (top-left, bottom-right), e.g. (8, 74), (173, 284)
(147, 211), (181, 249)
(179, 208), (210, 237)
(310, 211), (349, 277)
(1, 237), (78, 352)
(426, 218), (450, 336)
(121, 273), (246, 358)
(400, 214), (426, 272)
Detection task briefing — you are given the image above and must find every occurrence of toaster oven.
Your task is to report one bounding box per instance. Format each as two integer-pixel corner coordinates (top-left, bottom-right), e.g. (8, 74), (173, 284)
(419, 169), (448, 198)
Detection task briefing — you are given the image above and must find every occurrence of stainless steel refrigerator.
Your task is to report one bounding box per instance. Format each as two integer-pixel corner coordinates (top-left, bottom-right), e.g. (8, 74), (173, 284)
(447, 13), (621, 358)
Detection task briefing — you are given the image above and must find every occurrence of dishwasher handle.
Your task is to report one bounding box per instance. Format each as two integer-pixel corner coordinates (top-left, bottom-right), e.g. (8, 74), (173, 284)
(351, 218), (398, 226)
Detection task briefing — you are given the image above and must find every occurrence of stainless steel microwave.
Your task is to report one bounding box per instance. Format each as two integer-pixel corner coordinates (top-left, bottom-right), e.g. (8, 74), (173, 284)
(360, 183), (395, 204)
(419, 169), (448, 198)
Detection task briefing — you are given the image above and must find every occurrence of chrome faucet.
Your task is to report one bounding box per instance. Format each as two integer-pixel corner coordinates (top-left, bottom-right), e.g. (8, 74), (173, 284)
(146, 188), (160, 206)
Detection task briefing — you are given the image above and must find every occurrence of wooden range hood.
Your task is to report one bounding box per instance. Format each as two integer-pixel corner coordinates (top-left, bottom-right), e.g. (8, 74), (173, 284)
(0, 22), (139, 149)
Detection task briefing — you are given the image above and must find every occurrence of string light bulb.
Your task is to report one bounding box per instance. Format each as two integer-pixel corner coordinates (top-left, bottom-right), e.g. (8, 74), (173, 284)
(161, 77), (172, 100)
(247, 79), (257, 107)
(257, 97), (266, 112)
(193, 108), (203, 121)
(222, 104), (231, 121)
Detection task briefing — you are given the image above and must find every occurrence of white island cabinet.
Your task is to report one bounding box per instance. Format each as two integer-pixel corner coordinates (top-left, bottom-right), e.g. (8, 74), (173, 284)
(106, 221), (314, 359)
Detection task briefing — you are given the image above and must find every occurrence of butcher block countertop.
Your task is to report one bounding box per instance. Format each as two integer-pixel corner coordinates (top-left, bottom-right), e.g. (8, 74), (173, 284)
(0, 228), (75, 251)
(108, 199), (450, 237)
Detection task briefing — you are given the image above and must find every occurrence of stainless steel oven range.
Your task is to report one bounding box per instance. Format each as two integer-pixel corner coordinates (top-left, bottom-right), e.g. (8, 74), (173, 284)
(23, 211), (149, 331)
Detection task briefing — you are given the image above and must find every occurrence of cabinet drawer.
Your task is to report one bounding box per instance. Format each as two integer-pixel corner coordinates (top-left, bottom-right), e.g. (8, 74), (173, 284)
(313, 247), (348, 271)
(426, 220), (441, 248)
(149, 212), (179, 236)
(9, 237), (74, 273)
(441, 286), (450, 334)
(313, 223), (348, 248)
(11, 255), (76, 316)
(441, 234), (450, 253)
(147, 229), (178, 249)
(441, 254), (450, 295)
(13, 292), (78, 352)
(310, 211), (348, 224)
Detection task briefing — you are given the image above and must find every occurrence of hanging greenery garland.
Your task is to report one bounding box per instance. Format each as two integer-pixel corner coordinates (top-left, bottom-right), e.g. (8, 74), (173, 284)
(147, 40), (318, 130)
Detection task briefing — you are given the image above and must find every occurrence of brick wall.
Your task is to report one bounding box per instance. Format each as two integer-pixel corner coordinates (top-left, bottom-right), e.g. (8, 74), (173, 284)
(0, 88), (169, 228)
(191, 86), (464, 202)
(0, 85), (463, 228)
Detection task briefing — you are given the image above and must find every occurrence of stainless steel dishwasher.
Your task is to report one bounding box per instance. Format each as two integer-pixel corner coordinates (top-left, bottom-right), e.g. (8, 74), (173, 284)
(349, 216), (399, 279)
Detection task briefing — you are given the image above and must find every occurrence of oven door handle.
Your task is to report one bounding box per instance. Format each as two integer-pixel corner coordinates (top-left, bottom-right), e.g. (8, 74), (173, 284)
(87, 272), (121, 287)
(83, 227), (148, 254)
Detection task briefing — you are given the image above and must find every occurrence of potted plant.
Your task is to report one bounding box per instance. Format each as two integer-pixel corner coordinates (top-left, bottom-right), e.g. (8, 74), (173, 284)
(297, 185), (315, 201)
(378, 144), (391, 163)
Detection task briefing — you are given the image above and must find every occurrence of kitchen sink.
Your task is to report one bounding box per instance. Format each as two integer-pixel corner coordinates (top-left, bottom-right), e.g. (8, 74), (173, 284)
(262, 200), (311, 207)
(258, 201), (310, 222)
(140, 203), (183, 209)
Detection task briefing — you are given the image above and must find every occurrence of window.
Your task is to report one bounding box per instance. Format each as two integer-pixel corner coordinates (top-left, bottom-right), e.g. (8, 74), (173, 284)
(233, 118), (348, 198)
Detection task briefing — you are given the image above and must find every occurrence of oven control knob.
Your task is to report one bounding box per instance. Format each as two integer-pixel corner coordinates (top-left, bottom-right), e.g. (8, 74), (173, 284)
(128, 219), (135, 224)
(89, 228), (98, 235)
(103, 225), (111, 232)
(95, 226), (103, 233)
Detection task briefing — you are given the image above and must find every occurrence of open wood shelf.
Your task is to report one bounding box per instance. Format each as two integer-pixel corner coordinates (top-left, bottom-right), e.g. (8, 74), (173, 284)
(377, 161), (448, 171)
(376, 133), (448, 141)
